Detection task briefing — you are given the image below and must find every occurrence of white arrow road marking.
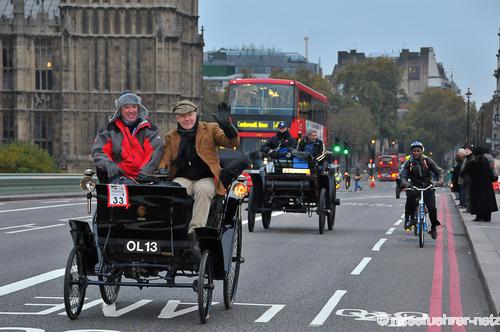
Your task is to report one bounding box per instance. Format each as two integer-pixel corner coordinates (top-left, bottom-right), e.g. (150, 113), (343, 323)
(351, 257), (372, 275)
(310, 290), (347, 326)
(235, 303), (286, 323)
(394, 219), (403, 226)
(0, 269), (64, 297)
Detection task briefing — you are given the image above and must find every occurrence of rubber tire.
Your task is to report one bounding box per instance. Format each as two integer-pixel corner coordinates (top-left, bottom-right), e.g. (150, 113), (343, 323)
(98, 273), (121, 305)
(318, 188), (326, 234)
(247, 190), (256, 232)
(223, 218), (242, 309)
(327, 189), (336, 231)
(262, 212), (271, 229)
(198, 250), (213, 324)
(418, 217), (425, 248)
(63, 247), (87, 320)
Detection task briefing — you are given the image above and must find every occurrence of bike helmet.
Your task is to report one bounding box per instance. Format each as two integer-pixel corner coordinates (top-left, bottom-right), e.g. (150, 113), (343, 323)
(410, 141), (424, 151)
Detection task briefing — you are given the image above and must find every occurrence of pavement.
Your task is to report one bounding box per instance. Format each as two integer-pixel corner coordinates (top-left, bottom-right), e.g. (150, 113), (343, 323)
(452, 192), (500, 318)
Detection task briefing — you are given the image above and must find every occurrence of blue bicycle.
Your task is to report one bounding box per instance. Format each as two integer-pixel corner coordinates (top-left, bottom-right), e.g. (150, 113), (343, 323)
(410, 184), (435, 248)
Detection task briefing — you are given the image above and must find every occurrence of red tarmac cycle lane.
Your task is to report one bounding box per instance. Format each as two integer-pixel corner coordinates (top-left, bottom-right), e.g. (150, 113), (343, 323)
(428, 194), (465, 332)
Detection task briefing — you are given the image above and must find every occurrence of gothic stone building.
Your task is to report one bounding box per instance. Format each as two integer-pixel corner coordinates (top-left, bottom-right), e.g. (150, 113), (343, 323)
(0, 0), (203, 171)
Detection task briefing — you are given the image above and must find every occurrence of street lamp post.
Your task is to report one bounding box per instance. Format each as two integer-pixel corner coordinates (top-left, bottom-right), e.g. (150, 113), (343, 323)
(465, 88), (472, 145)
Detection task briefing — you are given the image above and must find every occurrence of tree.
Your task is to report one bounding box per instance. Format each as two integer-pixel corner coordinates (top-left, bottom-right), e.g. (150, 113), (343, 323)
(403, 87), (470, 163)
(0, 141), (59, 173)
(334, 58), (402, 138)
(328, 103), (378, 160)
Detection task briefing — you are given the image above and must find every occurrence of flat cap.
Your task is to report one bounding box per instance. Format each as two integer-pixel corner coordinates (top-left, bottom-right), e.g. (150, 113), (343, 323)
(173, 100), (198, 115)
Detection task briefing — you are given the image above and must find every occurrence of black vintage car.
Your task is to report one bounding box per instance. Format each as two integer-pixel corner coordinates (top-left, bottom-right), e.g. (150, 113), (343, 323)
(63, 170), (247, 324)
(246, 150), (339, 234)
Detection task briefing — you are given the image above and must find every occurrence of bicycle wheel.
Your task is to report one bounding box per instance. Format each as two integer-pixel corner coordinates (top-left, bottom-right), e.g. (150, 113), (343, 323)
(63, 247), (87, 320)
(262, 211), (271, 229)
(247, 190), (256, 232)
(418, 215), (425, 248)
(223, 218), (242, 309)
(98, 273), (121, 305)
(318, 188), (326, 234)
(198, 250), (213, 323)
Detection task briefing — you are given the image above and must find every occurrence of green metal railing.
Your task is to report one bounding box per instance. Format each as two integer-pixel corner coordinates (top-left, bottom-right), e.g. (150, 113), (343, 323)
(0, 173), (82, 196)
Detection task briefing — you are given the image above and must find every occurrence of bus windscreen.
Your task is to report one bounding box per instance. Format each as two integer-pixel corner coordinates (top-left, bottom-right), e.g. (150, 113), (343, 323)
(228, 84), (294, 116)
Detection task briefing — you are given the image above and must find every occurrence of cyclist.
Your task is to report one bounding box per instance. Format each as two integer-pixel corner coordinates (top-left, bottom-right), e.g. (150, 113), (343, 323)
(399, 141), (443, 239)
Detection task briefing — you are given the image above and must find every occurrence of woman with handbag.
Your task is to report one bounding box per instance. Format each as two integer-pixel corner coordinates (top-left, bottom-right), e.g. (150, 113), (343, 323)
(462, 146), (498, 221)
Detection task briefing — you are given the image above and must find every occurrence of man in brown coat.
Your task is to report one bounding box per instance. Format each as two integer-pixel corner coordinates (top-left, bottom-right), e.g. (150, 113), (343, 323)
(159, 100), (240, 234)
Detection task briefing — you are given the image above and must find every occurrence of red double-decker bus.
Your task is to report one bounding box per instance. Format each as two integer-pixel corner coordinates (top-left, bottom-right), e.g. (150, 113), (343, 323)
(227, 78), (329, 168)
(377, 154), (399, 181)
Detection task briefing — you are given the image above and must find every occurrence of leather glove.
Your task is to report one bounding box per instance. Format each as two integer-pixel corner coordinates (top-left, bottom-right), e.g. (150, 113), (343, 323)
(269, 150), (280, 159)
(107, 163), (122, 180)
(212, 102), (238, 139)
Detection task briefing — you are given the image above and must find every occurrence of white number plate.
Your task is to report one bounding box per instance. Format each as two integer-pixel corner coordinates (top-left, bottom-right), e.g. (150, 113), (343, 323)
(125, 240), (160, 254)
(107, 184), (130, 208)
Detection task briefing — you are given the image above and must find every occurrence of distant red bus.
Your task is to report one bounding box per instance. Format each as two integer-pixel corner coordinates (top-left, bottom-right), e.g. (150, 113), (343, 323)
(377, 155), (399, 181)
(227, 78), (329, 168)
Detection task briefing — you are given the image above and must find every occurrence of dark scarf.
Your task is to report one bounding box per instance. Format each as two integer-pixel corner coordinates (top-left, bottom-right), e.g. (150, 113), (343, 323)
(122, 117), (142, 135)
(174, 118), (199, 170)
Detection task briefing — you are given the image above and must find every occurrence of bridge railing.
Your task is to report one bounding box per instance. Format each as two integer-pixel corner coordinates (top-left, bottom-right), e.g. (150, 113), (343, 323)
(0, 173), (82, 196)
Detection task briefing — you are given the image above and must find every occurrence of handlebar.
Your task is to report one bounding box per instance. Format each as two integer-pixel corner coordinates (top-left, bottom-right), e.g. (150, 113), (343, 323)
(409, 184), (435, 191)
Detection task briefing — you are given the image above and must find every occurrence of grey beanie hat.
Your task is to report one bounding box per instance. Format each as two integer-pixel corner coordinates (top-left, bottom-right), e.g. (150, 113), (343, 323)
(109, 91), (149, 122)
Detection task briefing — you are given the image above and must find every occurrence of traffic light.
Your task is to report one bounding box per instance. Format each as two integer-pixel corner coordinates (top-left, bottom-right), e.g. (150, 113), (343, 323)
(333, 137), (341, 153)
(343, 140), (349, 155)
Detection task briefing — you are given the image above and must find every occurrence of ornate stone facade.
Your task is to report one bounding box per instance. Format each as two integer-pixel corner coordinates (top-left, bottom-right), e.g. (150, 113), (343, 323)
(0, 0), (203, 171)
(492, 29), (500, 155)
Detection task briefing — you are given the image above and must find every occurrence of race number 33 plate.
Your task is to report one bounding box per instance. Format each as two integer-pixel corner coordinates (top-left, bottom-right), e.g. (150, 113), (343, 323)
(107, 184), (130, 208)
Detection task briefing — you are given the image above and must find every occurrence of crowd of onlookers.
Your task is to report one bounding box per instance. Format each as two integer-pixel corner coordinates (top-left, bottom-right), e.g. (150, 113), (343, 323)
(451, 144), (498, 221)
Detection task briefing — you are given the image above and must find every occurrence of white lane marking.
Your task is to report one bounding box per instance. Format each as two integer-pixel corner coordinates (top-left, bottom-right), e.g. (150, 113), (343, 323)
(6, 224), (65, 234)
(242, 211), (285, 225)
(351, 257), (372, 275)
(41, 200), (70, 204)
(58, 216), (92, 222)
(401, 213), (405, 219)
(0, 224), (36, 231)
(394, 219), (403, 226)
(371, 238), (387, 251)
(0, 203), (87, 213)
(0, 269), (65, 297)
(342, 195), (393, 200)
(385, 227), (396, 235)
(309, 290), (347, 326)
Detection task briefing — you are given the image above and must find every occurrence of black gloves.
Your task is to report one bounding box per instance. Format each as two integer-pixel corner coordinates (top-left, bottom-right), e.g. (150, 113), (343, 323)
(212, 102), (238, 139)
(269, 150), (280, 159)
(136, 172), (158, 184)
(107, 163), (122, 180)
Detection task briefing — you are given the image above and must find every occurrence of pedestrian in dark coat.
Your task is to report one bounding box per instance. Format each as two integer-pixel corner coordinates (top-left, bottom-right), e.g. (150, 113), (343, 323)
(463, 146), (498, 221)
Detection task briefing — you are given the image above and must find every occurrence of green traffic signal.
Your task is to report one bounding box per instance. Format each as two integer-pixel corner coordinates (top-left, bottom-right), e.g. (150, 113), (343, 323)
(343, 148), (349, 155)
(334, 145), (341, 153)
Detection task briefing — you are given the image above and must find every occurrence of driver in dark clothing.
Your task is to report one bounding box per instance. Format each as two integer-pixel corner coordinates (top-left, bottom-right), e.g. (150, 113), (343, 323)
(399, 141), (444, 239)
(260, 121), (297, 157)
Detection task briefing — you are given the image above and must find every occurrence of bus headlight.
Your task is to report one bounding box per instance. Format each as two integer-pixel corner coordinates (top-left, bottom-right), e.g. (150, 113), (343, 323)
(232, 182), (248, 199)
(80, 176), (96, 192)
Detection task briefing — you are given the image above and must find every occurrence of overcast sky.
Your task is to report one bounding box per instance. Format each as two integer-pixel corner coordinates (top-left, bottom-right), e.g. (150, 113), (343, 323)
(199, 0), (500, 106)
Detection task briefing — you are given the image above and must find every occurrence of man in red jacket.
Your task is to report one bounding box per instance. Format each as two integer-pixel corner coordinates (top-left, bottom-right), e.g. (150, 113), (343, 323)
(92, 91), (162, 183)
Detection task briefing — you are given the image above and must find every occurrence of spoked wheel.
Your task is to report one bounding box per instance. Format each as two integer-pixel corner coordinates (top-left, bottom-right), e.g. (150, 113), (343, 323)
(418, 218), (425, 248)
(318, 188), (327, 234)
(198, 250), (214, 324)
(98, 272), (122, 304)
(327, 190), (336, 231)
(223, 219), (242, 309)
(247, 190), (256, 232)
(63, 246), (87, 320)
(262, 211), (271, 229)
